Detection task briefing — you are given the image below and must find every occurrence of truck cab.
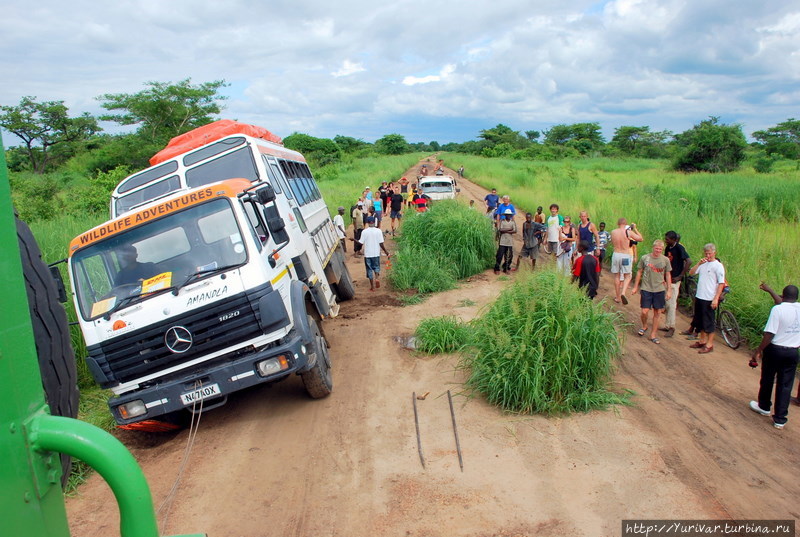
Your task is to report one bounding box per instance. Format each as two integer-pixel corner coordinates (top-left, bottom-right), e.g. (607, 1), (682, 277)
(68, 121), (354, 427)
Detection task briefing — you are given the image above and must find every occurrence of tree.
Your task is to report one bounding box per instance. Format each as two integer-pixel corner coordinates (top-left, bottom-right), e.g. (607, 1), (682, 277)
(672, 117), (746, 173)
(333, 135), (368, 153)
(543, 123), (605, 154)
(479, 124), (528, 149)
(611, 126), (673, 158)
(525, 130), (540, 142)
(0, 96), (100, 173)
(283, 133), (342, 167)
(98, 79), (228, 143)
(375, 134), (408, 155)
(752, 119), (800, 160)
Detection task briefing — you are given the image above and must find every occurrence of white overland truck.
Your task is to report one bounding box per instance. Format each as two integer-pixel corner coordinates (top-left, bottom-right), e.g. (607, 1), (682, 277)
(68, 121), (354, 428)
(418, 175), (459, 201)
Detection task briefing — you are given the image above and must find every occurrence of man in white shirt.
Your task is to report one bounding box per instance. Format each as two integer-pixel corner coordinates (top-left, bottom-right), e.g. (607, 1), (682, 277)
(333, 206), (347, 253)
(355, 217), (390, 291)
(687, 243), (726, 354)
(749, 284), (800, 429)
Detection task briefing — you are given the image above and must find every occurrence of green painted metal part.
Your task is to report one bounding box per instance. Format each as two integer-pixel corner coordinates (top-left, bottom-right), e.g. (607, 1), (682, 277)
(0, 134), (205, 537)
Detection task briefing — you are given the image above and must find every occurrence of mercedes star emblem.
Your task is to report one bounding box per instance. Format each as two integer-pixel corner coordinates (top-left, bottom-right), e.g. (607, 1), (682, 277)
(165, 326), (193, 354)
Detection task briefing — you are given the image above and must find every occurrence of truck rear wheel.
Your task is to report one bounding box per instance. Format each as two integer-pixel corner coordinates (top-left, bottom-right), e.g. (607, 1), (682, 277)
(300, 315), (333, 398)
(17, 215), (79, 488)
(332, 261), (355, 301)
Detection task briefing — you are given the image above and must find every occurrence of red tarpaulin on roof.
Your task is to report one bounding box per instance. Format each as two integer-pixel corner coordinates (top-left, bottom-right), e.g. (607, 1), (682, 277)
(149, 120), (283, 165)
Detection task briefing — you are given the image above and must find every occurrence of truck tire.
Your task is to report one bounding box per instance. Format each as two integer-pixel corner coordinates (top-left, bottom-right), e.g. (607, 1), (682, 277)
(300, 314), (332, 398)
(17, 216), (79, 487)
(332, 261), (355, 301)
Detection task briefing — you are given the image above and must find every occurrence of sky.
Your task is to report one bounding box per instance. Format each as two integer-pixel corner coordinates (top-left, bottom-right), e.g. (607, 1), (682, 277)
(2, 0), (799, 147)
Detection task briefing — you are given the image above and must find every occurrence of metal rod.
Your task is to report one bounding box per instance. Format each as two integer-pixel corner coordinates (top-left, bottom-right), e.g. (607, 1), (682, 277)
(447, 390), (464, 472)
(412, 392), (425, 468)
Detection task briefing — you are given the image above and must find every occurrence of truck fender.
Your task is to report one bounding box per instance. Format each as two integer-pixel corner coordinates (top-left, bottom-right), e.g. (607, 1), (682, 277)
(289, 279), (329, 343)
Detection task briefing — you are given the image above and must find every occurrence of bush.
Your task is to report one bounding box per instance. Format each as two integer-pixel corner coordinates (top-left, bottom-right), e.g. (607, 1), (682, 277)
(672, 117), (747, 173)
(752, 154), (775, 174)
(459, 270), (627, 413)
(389, 201), (495, 293)
(66, 165), (130, 215)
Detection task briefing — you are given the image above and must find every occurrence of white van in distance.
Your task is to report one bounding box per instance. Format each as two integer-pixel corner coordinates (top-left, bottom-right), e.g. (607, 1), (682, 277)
(418, 175), (459, 201)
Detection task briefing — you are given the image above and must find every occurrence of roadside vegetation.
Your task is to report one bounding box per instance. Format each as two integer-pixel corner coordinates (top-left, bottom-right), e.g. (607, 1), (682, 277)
(389, 201), (495, 294)
(442, 154), (800, 346)
(414, 270), (628, 414)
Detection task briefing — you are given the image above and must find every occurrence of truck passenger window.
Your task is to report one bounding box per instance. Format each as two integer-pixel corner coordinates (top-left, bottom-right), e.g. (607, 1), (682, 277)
(186, 147), (259, 188)
(242, 201), (267, 251)
(261, 156), (281, 194)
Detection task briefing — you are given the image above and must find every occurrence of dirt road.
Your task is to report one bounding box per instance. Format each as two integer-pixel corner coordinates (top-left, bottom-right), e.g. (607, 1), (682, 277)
(67, 160), (799, 537)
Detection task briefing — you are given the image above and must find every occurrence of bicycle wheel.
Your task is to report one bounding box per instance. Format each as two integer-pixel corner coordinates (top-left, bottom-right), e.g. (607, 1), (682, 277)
(542, 240), (551, 254)
(719, 309), (741, 349)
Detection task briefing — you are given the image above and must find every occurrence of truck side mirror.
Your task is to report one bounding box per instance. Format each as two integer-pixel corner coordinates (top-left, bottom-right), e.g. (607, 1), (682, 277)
(255, 184), (276, 204)
(49, 264), (68, 303)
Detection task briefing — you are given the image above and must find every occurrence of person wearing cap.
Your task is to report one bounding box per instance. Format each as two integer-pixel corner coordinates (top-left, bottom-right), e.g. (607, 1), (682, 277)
(494, 195), (516, 227)
(355, 216), (391, 291)
(333, 206), (347, 253)
(494, 208), (517, 275)
(351, 201), (364, 257)
(363, 186), (373, 204)
(514, 212), (538, 272)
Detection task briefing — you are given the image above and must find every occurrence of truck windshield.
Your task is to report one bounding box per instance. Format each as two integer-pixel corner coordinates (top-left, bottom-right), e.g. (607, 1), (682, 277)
(72, 198), (248, 321)
(421, 182), (453, 193)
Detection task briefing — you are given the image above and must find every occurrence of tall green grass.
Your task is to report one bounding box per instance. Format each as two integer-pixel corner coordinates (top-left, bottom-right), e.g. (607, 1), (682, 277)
(459, 270), (627, 414)
(445, 153), (800, 346)
(389, 200), (496, 293)
(414, 316), (471, 354)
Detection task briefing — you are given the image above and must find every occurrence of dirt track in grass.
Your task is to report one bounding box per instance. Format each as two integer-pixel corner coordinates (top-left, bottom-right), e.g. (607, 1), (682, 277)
(67, 158), (799, 537)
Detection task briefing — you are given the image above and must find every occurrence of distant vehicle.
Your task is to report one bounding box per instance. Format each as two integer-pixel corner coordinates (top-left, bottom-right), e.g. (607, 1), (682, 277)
(418, 176), (459, 201)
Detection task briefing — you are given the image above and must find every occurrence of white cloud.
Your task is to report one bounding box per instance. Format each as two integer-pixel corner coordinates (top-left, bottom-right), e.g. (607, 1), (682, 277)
(1, 0), (799, 144)
(331, 60), (366, 77)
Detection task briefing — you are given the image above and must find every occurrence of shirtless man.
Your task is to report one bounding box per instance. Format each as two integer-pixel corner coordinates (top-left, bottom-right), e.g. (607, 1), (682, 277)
(610, 218), (643, 304)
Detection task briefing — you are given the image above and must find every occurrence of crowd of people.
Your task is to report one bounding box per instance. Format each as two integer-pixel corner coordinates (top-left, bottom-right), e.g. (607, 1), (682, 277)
(336, 168), (799, 432)
(481, 188), (798, 429)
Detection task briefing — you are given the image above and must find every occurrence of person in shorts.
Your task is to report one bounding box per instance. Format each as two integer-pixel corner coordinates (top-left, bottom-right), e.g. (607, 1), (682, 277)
(687, 243), (726, 354)
(355, 216), (391, 291)
(514, 213), (538, 271)
(389, 186), (404, 236)
(546, 204), (564, 256)
(610, 218), (643, 304)
(631, 240), (672, 344)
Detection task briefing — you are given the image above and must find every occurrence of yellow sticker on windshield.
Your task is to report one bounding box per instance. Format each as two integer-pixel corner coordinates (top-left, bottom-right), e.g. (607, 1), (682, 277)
(91, 296), (117, 318)
(141, 272), (172, 294)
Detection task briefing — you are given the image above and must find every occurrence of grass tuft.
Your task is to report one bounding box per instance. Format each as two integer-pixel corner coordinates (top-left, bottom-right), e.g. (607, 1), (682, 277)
(390, 200), (495, 293)
(414, 316), (471, 354)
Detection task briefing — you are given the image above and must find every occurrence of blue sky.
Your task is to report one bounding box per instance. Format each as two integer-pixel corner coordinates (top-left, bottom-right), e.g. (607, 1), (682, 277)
(2, 0), (799, 147)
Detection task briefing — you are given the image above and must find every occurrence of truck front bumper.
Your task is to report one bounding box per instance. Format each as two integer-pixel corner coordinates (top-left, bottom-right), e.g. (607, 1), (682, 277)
(109, 332), (311, 425)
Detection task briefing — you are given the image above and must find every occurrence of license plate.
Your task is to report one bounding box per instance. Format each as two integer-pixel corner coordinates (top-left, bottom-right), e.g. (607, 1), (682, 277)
(180, 383), (221, 406)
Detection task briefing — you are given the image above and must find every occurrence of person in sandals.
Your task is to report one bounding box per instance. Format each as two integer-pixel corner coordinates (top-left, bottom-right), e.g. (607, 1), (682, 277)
(631, 240), (672, 344)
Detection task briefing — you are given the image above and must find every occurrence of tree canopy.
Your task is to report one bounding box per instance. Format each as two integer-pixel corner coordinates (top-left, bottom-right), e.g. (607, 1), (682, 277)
(375, 133), (409, 155)
(0, 96), (100, 173)
(97, 79), (228, 143)
(753, 119), (800, 160)
(672, 117), (747, 173)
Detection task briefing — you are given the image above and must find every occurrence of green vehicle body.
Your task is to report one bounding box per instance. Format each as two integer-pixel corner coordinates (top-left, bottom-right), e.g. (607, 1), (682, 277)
(0, 135), (204, 537)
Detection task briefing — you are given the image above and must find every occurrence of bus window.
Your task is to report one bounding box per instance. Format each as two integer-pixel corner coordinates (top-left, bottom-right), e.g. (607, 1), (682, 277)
(186, 147), (259, 188)
(261, 156), (281, 194)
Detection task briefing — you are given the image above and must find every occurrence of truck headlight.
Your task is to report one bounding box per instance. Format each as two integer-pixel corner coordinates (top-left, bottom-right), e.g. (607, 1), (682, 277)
(256, 355), (289, 377)
(117, 400), (147, 420)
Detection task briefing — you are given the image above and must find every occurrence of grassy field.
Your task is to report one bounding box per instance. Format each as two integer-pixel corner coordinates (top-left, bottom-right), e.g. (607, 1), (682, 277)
(443, 154), (800, 346)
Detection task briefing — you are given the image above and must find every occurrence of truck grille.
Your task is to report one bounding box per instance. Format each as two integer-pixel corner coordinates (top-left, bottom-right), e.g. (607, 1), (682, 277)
(88, 284), (274, 387)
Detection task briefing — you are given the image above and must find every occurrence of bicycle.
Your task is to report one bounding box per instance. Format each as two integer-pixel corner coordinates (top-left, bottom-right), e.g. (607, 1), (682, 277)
(678, 275), (741, 349)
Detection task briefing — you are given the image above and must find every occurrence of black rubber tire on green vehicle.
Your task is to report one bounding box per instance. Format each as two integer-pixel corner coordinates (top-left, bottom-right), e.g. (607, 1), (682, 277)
(17, 215), (79, 488)
(300, 315), (333, 398)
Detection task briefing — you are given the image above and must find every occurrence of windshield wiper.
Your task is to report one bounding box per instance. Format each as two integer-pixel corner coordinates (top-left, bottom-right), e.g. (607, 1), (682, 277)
(171, 264), (242, 295)
(101, 288), (169, 320)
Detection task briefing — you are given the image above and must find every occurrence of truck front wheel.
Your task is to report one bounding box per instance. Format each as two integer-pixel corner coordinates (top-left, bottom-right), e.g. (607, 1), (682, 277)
(300, 314), (333, 398)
